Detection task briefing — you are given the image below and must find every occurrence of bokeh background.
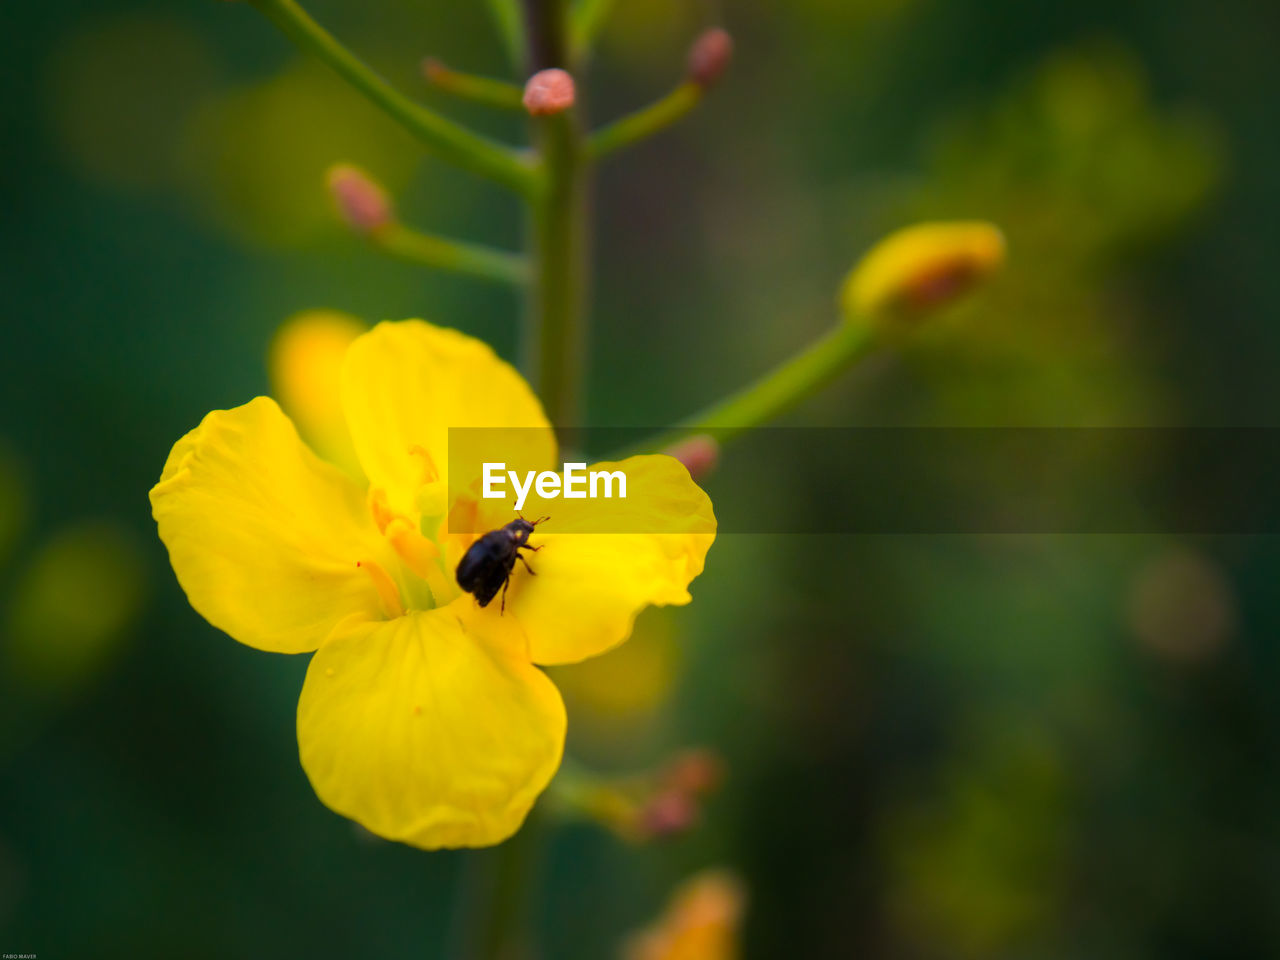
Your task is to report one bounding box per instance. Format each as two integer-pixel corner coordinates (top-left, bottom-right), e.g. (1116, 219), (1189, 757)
(3, 0), (1280, 956)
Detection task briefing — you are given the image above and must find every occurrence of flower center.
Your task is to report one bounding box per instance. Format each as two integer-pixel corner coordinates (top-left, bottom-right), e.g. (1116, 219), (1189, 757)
(364, 476), (459, 616)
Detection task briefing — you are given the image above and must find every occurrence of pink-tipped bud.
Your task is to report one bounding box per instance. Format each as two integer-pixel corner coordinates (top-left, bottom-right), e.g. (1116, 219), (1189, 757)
(664, 434), (720, 482)
(661, 749), (726, 797)
(326, 164), (393, 235)
(522, 68), (576, 116)
(639, 789), (699, 840)
(421, 57), (448, 84)
(687, 28), (733, 89)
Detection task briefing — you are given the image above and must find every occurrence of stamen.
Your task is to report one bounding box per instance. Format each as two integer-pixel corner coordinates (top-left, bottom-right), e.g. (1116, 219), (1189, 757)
(356, 558), (404, 619)
(408, 444), (440, 485)
(385, 518), (456, 605)
(369, 488), (397, 535)
(384, 518), (440, 580)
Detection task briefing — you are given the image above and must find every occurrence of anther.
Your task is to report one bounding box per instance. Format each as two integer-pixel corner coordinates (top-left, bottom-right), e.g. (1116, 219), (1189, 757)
(408, 444), (440, 485)
(369, 488), (397, 535)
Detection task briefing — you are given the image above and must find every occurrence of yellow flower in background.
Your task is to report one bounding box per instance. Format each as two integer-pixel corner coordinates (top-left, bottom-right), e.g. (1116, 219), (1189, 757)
(268, 309), (367, 477)
(0, 445), (26, 567)
(150, 320), (715, 848)
(623, 869), (746, 960)
(3, 521), (147, 698)
(552, 607), (682, 746)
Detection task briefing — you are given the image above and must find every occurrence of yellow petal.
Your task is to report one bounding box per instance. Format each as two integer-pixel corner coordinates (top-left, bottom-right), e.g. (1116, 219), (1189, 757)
(150, 397), (392, 653)
(341, 320), (556, 518)
(269, 309), (367, 476)
(297, 610), (566, 848)
(457, 455), (716, 666)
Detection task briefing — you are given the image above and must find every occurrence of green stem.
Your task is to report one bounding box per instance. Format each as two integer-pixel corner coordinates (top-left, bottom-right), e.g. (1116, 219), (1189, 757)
(249, 0), (536, 195)
(483, 0), (526, 69)
(466, 4), (582, 958)
(635, 321), (879, 454)
(456, 815), (543, 960)
(423, 60), (525, 111)
(372, 223), (529, 285)
(569, 0), (619, 62)
(521, 0), (570, 70)
(587, 83), (703, 160)
(526, 112), (589, 427)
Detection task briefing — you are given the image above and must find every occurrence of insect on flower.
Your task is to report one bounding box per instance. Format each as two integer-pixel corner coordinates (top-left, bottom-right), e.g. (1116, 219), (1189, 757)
(149, 320), (716, 849)
(456, 513), (549, 611)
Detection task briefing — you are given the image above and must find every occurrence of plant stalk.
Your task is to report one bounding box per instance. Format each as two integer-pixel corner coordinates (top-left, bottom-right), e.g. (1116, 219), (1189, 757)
(525, 112), (589, 428)
(472, 3), (585, 958)
(453, 812), (544, 960)
(520, 0), (589, 430)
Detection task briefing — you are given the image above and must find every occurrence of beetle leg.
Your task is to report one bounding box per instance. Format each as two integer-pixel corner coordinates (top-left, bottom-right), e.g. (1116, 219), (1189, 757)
(516, 553), (537, 575)
(500, 577), (509, 614)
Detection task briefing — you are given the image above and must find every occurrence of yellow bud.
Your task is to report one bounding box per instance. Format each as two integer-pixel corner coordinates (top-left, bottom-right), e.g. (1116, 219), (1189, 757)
(623, 869), (746, 960)
(841, 221), (1005, 323)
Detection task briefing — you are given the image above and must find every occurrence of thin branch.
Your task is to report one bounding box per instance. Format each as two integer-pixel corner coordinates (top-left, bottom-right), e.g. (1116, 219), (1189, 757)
(569, 0), (619, 62)
(422, 59), (525, 111)
(249, 0), (536, 195)
(587, 83), (702, 160)
(483, 0), (526, 69)
(371, 223), (529, 286)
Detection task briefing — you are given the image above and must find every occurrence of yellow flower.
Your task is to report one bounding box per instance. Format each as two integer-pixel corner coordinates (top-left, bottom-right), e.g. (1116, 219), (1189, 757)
(150, 320), (715, 848)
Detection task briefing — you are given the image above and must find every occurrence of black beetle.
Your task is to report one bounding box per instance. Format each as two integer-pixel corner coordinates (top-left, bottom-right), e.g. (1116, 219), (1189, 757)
(455, 515), (548, 612)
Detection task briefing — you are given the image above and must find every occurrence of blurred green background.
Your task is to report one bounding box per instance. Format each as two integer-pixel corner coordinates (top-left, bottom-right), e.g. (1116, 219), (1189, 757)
(3, 0), (1280, 956)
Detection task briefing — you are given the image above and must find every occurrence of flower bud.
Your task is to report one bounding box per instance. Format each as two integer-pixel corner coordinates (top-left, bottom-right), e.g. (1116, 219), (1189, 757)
(522, 68), (576, 116)
(841, 221), (1005, 323)
(420, 57), (448, 85)
(623, 870), (746, 960)
(325, 163), (393, 234)
(638, 789), (699, 839)
(663, 434), (720, 482)
(687, 28), (733, 89)
(660, 748), (725, 796)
